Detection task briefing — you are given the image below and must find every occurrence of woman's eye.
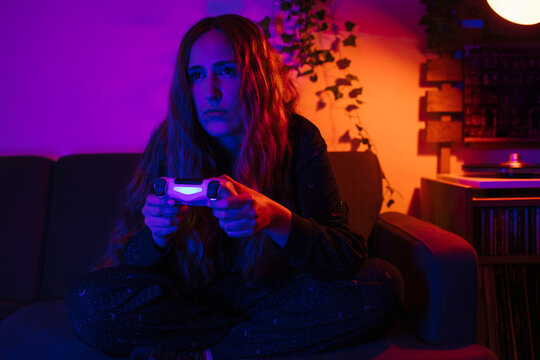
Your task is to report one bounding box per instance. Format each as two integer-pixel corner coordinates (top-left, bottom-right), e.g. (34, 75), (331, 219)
(189, 72), (203, 81)
(219, 67), (236, 76)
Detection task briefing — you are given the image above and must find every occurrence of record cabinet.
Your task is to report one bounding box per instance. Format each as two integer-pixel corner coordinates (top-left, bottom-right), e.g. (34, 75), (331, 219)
(420, 176), (540, 360)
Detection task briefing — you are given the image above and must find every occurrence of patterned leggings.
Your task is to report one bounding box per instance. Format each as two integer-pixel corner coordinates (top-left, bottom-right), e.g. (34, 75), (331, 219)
(66, 258), (403, 359)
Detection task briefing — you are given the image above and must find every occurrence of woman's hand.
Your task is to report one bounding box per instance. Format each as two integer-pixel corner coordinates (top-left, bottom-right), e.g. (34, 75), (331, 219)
(142, 194), (188, 250)
(208, 175), (292, 247)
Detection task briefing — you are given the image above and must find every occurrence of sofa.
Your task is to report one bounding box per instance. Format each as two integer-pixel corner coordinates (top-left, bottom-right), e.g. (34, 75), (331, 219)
(0, 151), (497, 359)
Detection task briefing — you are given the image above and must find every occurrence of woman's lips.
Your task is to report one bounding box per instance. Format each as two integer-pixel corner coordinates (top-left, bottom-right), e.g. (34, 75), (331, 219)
(204, 109), (227, 117)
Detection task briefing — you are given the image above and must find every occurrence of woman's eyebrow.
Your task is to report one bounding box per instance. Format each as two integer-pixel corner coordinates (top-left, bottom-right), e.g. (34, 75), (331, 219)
(212, 61), (236, 68)
(187, 65), (204, 72)
(188, 61), (235, 72)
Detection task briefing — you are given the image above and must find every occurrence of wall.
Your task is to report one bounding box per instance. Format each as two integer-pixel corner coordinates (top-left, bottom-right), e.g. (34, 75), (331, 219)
(1, 0), (538, 215)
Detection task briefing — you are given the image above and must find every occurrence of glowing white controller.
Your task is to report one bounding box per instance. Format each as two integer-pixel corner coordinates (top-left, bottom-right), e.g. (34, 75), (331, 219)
(153, 177), (222, 206)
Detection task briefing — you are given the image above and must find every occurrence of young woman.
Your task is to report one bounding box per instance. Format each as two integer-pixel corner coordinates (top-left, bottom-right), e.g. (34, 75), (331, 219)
(66, 14), (403, 360)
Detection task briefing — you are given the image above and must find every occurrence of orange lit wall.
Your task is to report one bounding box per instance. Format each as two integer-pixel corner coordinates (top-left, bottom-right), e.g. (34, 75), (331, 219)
(296, 0), (432, 215)
(296, 0), (540, 215)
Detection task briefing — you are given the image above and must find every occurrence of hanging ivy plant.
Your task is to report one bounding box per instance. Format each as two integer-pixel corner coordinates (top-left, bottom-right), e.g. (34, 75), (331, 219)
(258, 0), (397, 208)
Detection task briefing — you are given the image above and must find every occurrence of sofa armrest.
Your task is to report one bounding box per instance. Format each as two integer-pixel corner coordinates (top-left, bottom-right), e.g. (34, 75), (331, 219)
(369, 212), (478, 345)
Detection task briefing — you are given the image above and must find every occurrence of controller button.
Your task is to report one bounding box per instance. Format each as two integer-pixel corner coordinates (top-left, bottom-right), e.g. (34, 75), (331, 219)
(154, 178), (167, 196)
(207, 180), (220, 199)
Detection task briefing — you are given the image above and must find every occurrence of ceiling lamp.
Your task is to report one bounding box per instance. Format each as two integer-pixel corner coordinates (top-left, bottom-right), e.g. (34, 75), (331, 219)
(486, 0), (540, 25)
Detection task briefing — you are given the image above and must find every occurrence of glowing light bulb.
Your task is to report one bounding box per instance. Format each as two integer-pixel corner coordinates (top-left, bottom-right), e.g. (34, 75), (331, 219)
(486, 0), (540, 25)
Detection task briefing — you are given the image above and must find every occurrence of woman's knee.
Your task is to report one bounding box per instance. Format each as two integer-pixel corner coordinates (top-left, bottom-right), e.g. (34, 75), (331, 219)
(353, 257), (405, 304)
(66, 265), (170, 350)
(312, 258), (405, 339)
(66, 267), (123, 347)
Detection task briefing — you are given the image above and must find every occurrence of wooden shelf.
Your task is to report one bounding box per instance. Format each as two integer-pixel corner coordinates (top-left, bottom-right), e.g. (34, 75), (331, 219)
(479, 255), (540, 265)
(472, 197), (540, 207)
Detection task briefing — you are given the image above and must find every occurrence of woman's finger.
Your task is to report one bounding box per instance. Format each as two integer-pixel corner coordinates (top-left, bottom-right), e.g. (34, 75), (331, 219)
(146, 215), (182, 228)
(211, 203), (255, 220)
(209, 193), (253, 210)
(219, 218), (256, 232)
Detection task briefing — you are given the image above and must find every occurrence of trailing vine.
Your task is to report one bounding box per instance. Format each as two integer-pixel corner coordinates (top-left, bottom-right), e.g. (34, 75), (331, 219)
(258, 0), (397, 207)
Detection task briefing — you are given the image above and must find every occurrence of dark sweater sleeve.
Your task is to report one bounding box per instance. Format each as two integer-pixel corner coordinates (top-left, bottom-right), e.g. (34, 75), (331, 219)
(117, 120), (175, 268)
(122, 227), (175, 267)
(277, 116), (367, 278)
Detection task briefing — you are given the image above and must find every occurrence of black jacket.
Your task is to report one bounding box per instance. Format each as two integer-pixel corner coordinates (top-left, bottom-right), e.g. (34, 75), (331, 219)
(122, 114), (367, 280)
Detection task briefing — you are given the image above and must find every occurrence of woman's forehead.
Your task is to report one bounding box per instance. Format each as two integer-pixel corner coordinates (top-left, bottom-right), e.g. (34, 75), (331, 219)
(189, 30), (235, 67)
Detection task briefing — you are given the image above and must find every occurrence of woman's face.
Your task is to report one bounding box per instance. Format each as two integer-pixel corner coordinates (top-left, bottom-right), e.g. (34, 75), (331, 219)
(188, 30), (243, 146)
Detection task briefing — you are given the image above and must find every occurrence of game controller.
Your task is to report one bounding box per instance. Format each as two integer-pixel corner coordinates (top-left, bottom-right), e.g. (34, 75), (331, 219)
(153, 177), (222, 206)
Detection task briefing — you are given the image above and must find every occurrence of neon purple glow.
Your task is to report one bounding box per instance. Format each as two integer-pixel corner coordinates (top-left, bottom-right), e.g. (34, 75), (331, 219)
(0, 0), (267, 159)
(173, 186), (203, 196)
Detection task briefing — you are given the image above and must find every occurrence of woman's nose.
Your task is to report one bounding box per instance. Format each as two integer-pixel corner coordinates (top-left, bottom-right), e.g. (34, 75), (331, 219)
(205, 74), (222, 102)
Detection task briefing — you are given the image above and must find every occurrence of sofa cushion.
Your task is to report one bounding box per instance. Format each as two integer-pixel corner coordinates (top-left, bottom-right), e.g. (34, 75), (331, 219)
(39, 154), (141, 299)
(0, 301), (497, 360)
(327, 151), (382, 241)
(0, 300), (114, 360)
(0, 156), (54, 306)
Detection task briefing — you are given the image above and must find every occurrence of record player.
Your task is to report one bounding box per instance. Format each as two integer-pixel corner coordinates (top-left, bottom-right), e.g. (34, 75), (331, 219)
(462, 153), (540, 178)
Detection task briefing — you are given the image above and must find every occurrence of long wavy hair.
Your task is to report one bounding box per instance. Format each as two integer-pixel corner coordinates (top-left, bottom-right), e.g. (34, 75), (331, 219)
(97, 14), (298, 287)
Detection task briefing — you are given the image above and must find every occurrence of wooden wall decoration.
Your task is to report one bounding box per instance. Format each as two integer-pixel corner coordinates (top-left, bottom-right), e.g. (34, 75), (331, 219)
(420, 0), (540, 173)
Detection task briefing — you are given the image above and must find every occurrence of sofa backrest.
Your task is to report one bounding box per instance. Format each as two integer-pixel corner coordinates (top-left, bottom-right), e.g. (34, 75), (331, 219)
(0, 156), (54, 304)
(39, 154), (140, 299)
(0, 151), (383, 301)
(327, 151), (383, 241)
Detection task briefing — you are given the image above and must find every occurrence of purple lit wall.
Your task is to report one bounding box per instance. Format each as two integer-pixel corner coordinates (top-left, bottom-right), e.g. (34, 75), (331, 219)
(0, 0), (271, 157)
(1, 0), (538, 214)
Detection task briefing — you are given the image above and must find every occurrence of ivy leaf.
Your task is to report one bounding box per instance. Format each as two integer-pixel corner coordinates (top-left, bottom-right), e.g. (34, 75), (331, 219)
(336, 58), (351, 69)
(310, 74), (318, 82)
(280, 1), (292, 11)
(346, 74), (359, 82)
(335, 78), (352, 86)
(324, 51), (335, 63)
(331, 38), (340, 51)
(281, 45), (297, 55)
(343, 34), (356, 47)
(299, 69), (314, 77)
(345, 21), (356, 31)
(257, 16), (271, 38)
(349, 87), (363, 98)
(315, 9), (326, 20)
(350, 138), (361, 151)
(319, 22), (328, 31)
(345, 104), (359, 112)
(339, 130), (352, 143)
(361, 138), (372, 150)
(281, 33), (293, 44)
(325, 85), (343, 100)
(386, 199), (395, 208)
